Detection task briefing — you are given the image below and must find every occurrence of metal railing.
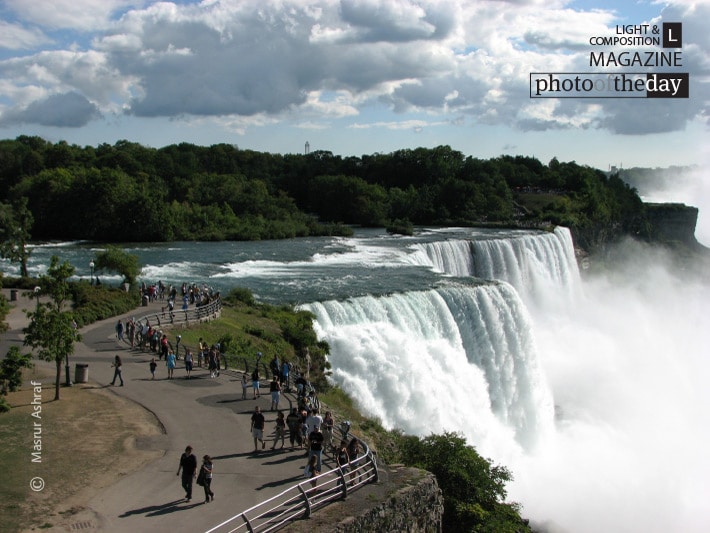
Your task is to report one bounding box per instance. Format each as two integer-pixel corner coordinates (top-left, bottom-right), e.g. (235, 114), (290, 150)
(204, 433), (378, 533)
(133, 297), (223, 330)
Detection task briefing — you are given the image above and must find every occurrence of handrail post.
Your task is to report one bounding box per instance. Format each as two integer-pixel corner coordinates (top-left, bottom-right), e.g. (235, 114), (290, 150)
(297, 484), (313, 518)
(337, 467), (348, 499)
(242, 512), (255, 533)
(369, 450), (379, 483)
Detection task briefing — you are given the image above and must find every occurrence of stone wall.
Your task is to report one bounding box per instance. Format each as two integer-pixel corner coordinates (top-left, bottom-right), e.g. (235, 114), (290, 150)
(287, 465), (444, 533)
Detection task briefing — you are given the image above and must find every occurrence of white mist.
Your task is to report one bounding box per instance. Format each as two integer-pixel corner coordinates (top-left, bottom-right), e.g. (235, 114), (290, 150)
(515, 239), (710, 533)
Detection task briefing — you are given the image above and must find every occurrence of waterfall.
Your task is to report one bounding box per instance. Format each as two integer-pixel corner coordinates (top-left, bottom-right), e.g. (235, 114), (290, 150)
(411, 227), (581, 303)
(303, 283), (554, 451)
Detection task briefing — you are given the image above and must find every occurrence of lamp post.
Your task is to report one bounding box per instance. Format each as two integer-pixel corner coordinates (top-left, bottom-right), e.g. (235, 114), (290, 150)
(33, 285), (41, 311)
(89, 260), (95, 285)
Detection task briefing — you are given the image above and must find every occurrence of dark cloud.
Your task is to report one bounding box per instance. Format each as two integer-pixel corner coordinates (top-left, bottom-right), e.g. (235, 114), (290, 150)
(0, 91), (100, 127)
(113, 11), (327, 117)
(597, 99), (696, 135)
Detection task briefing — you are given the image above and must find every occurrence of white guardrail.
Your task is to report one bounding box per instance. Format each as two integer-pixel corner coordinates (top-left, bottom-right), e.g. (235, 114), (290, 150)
(134, 297), (223, 330)
(205, 432), (378, 533)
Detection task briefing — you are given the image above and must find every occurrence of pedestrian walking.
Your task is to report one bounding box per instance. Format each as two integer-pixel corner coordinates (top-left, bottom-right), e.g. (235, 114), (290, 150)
(323, 411), (335, 455)
(307, 426), (324, 473)
(251, 405), (266, 452)
(271, 410), (286, 450)
(115, 319), (124, 342)
(198, 455), (215, 503)
(286, 407), (302, 449)
(110, 355), (124, 386)
(177, 445), (197, 502)
(304, 454), (319, 494)
(251, 367), (260, 398)
(184, 349), (194, 379)
(166, 350), (177, 379)
(241, 374), (249, 400)
(336, 439), (350, 488)
(269, 376), (281, 411)
(347, 437), (361, 485)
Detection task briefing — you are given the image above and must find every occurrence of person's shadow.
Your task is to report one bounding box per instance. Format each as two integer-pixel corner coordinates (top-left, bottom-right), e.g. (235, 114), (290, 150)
(119, 499), (202, 518)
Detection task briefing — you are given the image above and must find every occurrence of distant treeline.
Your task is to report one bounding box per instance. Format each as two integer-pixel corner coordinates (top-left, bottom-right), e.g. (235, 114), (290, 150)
(0, 136), (646, 246)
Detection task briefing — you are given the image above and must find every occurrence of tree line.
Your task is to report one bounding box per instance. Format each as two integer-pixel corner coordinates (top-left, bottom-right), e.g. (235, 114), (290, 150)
(0, 136), (646, 248)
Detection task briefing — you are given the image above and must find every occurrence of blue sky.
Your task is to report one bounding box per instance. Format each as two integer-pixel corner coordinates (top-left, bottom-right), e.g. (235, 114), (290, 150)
(0, 0), (707, 170)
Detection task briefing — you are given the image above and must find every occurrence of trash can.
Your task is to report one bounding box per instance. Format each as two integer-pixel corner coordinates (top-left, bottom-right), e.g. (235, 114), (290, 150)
(75, 363), (89, 383)
(10, 289), (18, 301)
(142, 294), (149, 306)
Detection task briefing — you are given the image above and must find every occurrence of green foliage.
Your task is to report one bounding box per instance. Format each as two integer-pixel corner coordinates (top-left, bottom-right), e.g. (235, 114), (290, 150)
(93, 246), (142, 285)
(0, 137), (648, 250)
(386, 219), (414, 236)
(172, 293), (330, 390)
(22, 256), (82, 400)
(0, 347), (34, 396)
(70, 284), (138, 326)
(276, 309), (319, 354)
(225, 287), (256, 306)
(0, 197), (33, 277)
(215, 333), (235, 354)
(0, 292), (8, 333)
(390, 432), (530, 533)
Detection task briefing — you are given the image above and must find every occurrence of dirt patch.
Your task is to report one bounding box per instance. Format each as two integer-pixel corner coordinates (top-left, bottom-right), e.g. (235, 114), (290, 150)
(0, 366), (164, 533)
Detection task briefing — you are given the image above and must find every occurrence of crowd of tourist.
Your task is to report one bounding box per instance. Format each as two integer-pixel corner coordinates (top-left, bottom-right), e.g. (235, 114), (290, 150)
(109, 279), (367, 506)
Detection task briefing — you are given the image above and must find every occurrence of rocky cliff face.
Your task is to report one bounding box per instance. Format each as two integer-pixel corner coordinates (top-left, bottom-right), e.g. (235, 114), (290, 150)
(571, 202), (703, 255)
(645, 203), (701, 248)
(286, 465), (444, 533)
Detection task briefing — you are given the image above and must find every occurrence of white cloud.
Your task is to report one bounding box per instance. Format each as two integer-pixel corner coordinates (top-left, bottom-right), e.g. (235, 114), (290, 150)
(3, 0), (144, 32)
(0, 21), (51, 50)
(349, 118), (446, 130)
(0, 0), (705, 136)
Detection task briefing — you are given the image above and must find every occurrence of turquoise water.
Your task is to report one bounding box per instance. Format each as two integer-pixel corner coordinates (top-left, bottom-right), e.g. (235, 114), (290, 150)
(6, 227), (542, 304)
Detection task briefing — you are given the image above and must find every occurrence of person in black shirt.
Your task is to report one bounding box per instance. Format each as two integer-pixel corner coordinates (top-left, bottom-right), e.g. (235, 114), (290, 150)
(286, 408), (302, 449)
(336, 439), (350, 490)
(251, 406), (266, 451)
(307, 426), (324, 472)
(177, 445), (197, 501)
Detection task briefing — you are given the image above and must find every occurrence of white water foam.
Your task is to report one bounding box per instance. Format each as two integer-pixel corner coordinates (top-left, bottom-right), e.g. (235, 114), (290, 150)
(306, 228), (710, 533)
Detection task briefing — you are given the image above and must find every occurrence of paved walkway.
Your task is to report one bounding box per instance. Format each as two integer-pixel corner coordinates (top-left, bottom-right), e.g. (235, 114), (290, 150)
(1, 289), (324, 533)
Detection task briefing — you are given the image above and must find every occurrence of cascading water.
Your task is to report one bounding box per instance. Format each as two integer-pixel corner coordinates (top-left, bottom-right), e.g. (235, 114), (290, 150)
(304, 282), (554, 451)
(305, 228), (576, 452)
(410, 226), (581, 304)
(304, 227), (710, 532)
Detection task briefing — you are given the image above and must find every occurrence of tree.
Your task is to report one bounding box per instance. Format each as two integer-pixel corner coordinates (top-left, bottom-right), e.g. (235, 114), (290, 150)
(0, 276), (9, 333)
(93, 246), (142, 285)
(23, 256), (81, 400)
(395, 432), (530, 532)
(0, 197), (34, 277)
(0, 346), (33, 395)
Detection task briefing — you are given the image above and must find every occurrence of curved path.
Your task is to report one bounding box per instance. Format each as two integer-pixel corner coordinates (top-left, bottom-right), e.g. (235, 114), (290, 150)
(2, 289), (319, 533)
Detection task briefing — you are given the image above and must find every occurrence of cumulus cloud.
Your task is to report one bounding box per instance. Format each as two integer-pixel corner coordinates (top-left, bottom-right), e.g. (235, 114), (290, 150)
(0, 0), (706, 135)
(0, 91), (100, 127)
